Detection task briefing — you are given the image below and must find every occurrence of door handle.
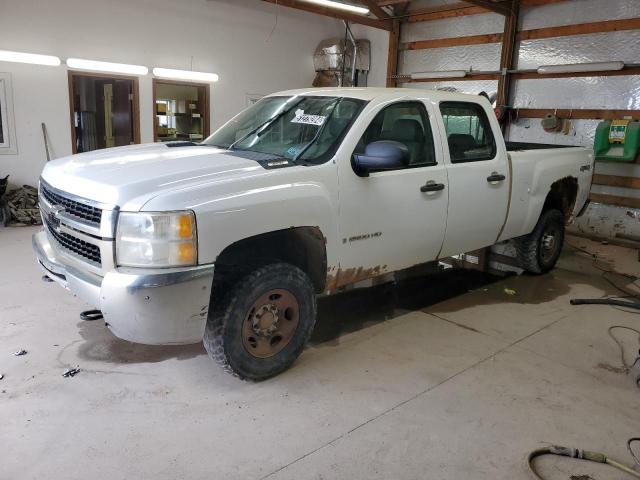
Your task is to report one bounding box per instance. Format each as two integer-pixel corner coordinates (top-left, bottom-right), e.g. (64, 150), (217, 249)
(420, 181), (445, 193)
(487, 172), (506, 183)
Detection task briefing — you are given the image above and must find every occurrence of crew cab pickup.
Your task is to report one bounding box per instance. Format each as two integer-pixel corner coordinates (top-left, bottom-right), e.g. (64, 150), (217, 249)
(33, 88), (593, 379)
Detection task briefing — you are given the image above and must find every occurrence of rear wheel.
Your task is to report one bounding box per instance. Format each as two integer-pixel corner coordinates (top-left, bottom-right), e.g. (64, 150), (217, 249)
(203, 263), (317, 380)
(515, 209), (565, 274)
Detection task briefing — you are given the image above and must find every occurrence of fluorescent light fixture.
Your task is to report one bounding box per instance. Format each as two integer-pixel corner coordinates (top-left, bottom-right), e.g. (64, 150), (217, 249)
(0, 50), (61, 66)
(152, 67), (219, 82)
(411, 70), (467, 80)
(299, 0), (369, 15)
(537, 61), (625, 74)
(66, 58), (148, 75)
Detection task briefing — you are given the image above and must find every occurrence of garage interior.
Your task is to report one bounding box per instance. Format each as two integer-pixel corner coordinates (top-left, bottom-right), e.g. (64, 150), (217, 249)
(1, 0), (640, 479)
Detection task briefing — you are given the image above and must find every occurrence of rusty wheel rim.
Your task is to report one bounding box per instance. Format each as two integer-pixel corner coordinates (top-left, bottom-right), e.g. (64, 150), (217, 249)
(540, 223), (561, 264)
(241, 289), (300, 358)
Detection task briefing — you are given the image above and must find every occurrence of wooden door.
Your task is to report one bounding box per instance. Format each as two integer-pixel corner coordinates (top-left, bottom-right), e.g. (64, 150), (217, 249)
(113, 80), (133, 146)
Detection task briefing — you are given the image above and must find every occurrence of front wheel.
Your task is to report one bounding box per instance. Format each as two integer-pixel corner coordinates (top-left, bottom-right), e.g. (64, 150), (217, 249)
(515, 209), (565, 274)
(203, 263), (317, 380)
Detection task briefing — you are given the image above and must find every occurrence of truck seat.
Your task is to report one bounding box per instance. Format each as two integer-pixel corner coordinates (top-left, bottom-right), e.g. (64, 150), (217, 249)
(447, 133), (477, 162)
(381, 119), (425, 165)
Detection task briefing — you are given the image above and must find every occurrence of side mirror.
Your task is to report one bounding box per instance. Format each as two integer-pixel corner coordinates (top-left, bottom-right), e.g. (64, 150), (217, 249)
(352, 140), (409, 177)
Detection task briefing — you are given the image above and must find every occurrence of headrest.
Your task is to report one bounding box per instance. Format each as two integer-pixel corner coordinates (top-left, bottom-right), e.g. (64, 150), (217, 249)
(390, 119), (425, 142)
(448, 134), (477, 150)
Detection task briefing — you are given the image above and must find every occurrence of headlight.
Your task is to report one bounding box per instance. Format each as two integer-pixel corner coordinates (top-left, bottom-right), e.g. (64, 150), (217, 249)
(116, 211), (197, 267)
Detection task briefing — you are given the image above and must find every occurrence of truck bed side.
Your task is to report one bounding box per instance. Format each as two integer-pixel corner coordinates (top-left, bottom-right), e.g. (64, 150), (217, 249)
(498, 147), (593, 241)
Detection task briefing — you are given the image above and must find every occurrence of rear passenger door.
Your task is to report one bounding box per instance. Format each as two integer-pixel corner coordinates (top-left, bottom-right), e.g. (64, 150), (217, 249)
(438, 101), (509, 257)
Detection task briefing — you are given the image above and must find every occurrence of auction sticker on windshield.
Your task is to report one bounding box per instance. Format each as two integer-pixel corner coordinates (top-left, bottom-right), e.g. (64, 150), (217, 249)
(291, 109), (326, 126)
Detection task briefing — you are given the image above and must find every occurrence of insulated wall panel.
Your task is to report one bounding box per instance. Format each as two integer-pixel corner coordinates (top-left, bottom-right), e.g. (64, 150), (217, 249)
(517, 31), (640, 70)
(401, 43), (501, 75)
(400, 0), (640, 241)
(402, 13), (503, 43)
(401, 80), (499, 96)
(512, 77), (640, 110)
(507, 119), (599, 146)
(520, 0), (640, 30)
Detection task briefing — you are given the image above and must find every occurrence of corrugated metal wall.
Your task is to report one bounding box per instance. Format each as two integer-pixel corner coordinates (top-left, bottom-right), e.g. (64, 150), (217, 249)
(398, 0), (640, 243)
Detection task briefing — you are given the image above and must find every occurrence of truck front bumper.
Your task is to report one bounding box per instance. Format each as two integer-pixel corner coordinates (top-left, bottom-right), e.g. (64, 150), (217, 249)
(33, 231), (215, 345)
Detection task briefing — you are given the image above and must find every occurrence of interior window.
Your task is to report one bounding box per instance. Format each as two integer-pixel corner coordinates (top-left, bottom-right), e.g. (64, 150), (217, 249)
(440, 101), (496, 163)
(354, 101), (436, 168)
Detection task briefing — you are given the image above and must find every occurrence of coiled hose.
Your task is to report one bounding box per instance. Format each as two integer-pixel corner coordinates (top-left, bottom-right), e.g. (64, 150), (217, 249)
(528, 443), (640, 479)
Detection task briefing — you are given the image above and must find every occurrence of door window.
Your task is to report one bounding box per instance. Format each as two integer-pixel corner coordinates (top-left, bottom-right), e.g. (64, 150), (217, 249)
(440, 101), (496, 163)
(354, 101), (436, 168)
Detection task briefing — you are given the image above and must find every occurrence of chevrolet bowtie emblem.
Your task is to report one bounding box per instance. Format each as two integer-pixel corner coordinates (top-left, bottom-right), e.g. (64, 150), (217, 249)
(48, 205), (64, 230)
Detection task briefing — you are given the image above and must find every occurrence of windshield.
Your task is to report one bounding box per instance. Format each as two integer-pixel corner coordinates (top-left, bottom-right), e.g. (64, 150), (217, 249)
(203, 96), (366, 164)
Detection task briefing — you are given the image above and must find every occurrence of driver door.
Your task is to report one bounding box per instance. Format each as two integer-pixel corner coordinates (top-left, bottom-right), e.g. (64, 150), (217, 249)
(334, 100), (449, 286)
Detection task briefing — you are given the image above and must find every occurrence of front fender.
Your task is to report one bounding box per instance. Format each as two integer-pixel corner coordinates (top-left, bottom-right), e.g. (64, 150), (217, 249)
(141, 165), (339, 268)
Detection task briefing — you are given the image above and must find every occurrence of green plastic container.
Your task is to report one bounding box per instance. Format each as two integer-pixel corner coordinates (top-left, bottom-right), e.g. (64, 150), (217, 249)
(594, 120), (640, 162)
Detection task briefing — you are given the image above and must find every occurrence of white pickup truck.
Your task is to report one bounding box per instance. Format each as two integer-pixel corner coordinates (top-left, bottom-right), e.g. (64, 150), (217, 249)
(34, 87), (593, 379)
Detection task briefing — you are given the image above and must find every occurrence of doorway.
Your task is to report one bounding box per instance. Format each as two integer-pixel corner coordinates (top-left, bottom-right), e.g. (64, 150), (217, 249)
(153, 79), (209, 142)
(68, 72), (140, 153)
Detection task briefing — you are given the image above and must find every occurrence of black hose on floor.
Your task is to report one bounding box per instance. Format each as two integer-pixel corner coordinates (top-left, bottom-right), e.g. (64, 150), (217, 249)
(570, 298), (640, 310)
(528, 445), (640, 479)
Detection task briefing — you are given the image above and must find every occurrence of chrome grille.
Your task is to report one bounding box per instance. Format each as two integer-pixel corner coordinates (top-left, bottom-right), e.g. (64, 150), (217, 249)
(44, 216), (102, 265)
(40, 182), (102, 225)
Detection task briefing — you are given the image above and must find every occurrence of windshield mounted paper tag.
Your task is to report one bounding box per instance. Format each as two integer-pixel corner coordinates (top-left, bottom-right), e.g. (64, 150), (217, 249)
(291, 109), (326, 126)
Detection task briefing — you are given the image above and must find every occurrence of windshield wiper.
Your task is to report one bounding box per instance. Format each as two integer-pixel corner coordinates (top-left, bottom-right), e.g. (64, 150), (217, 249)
(292, 98), (341, 164)
(228, 98), (304, 151)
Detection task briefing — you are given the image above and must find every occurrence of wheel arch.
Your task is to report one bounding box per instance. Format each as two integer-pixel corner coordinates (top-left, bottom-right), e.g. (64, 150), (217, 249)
(213, 226), (328, 294)
(542, 176), (579, 222)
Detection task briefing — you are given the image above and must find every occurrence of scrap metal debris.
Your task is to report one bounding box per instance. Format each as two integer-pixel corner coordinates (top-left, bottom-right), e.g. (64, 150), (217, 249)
(13, 349), (27, 356)
(62, 366), (81, 378)
(0, 183), (41, 227)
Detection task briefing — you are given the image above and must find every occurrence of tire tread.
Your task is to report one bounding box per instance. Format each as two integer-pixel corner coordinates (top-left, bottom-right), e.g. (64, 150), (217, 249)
(514, 209), (564, 274)
(203, 263), (316, 380)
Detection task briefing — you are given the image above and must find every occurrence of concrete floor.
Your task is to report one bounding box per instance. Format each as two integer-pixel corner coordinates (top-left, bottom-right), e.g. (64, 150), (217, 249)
(2, 226), (640, 480)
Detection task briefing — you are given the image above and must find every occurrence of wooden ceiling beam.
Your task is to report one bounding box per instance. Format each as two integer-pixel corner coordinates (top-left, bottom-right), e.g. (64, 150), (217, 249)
(516, 17), (640, 41)
(260, 0), (392, 30)
(377, 0), (409, 5)
(404, 32), (503, 50)
(461, 0), (511, 15)
(359, 0), (391, 19)
(405, 3), (489, 22)
(496, 0), (519, 107)
(403, 17), (640, 50)
(404, 0), (568, 23)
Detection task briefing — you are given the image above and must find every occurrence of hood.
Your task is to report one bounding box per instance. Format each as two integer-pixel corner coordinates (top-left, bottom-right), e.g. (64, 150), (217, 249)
(41, 143), (265, 210)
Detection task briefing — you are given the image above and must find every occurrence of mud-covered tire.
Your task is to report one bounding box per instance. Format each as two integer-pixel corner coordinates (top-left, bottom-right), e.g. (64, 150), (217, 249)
(203, 263), (317, 380)
(515, 209), (565, 274)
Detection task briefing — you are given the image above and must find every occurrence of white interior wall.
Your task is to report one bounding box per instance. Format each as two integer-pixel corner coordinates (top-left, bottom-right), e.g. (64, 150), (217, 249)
(0, 0), (389, 186)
